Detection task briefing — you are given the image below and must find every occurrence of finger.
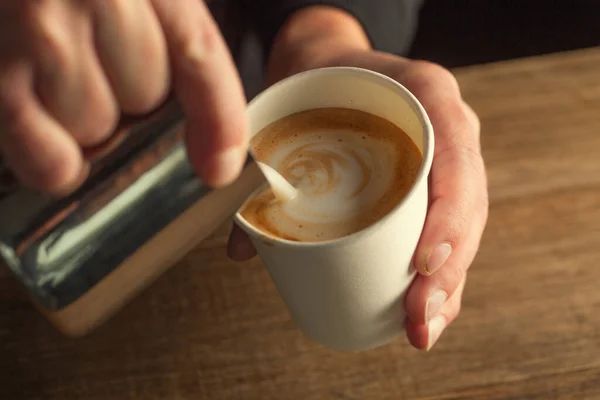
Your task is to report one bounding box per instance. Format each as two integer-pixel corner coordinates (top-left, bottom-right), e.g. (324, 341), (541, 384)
(151, 0), (248, 188)
(406, 277), (466, 351)
(403, 62), (488, 277)
(0, 64), (87, 196)
(404, 210), (484, 325)
(26, 0), (118, 147)
(414, 103), (488, 276)
(91, 0), (169, 114)
(227, 223), (257, 261)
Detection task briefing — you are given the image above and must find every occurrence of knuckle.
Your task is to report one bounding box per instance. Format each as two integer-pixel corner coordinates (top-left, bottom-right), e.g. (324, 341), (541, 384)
(412, 60), (450, 78)
(431, 147), (487, 245)
(444, 298), (462, 323)
(439, 136), (486, 185)
(37, 30), (72, 74)
(438, 264), (465, 299)
(446, 279), (467, 321)
(444, 206), (471, 246)
(172, 23), (219, 71)
(461, 144), (486, 181)
(453, 264), (466, 285)
(430, 188), (480, 249)
(408, 60), (460, 94)
(22, 6), (73, 73)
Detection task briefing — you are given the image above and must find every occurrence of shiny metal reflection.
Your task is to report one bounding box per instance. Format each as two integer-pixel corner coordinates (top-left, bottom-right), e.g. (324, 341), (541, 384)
(0, 99), (265, 311)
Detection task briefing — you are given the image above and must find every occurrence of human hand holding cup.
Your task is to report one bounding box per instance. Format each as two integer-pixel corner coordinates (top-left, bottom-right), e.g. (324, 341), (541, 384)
(233, 67), (434, 351)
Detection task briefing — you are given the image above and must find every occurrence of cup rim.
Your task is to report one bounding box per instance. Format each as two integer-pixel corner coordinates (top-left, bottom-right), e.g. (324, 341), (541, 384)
(234, 66), (434, 249)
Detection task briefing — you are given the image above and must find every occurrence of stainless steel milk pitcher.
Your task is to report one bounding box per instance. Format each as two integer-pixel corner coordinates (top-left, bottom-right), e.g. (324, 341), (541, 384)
(0, 97), (266, 335)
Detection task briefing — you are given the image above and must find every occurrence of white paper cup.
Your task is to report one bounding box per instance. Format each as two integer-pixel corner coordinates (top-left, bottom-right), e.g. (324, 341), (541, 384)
(235, 67), (434, 351)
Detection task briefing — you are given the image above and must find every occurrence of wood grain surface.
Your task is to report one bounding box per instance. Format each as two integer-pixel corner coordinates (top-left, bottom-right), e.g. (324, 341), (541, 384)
(2, 48), (600, 400)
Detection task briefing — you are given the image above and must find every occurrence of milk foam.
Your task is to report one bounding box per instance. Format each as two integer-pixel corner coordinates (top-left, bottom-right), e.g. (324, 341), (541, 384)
(272, 132), (394, 219)
(240, 108), (422, 242)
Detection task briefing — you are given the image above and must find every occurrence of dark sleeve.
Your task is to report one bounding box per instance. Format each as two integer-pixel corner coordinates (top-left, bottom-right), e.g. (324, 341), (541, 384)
(240, 0), (424, 57)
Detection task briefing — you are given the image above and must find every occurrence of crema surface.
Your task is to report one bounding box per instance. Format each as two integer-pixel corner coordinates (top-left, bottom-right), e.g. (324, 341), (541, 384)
(240, 108), (422, 242)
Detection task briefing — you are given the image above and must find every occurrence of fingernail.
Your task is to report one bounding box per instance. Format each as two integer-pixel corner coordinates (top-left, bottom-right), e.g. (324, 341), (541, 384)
(427, 316), (446, 351)
(210, 147), (245, 187)
(425, 290), (448, 323)
(426, 243), (452, 275)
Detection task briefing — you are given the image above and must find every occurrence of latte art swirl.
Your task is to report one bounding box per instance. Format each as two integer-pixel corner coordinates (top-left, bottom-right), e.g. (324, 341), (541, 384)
(240, 108), (422, 242)
(282, 142), (371, 198)
(275, 138), (394, 227)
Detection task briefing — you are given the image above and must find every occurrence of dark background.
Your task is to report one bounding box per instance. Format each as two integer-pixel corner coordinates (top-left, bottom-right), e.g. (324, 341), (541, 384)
(407, 0), (600, 68)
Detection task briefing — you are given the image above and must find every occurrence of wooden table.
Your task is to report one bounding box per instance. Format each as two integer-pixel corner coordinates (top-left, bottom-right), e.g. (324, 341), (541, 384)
(2, 48), (600, 400)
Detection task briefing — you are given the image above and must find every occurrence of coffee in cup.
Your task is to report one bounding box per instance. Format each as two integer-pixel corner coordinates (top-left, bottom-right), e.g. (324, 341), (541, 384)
(235, 67), (434, 351)
(240, 107), (422, 242)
